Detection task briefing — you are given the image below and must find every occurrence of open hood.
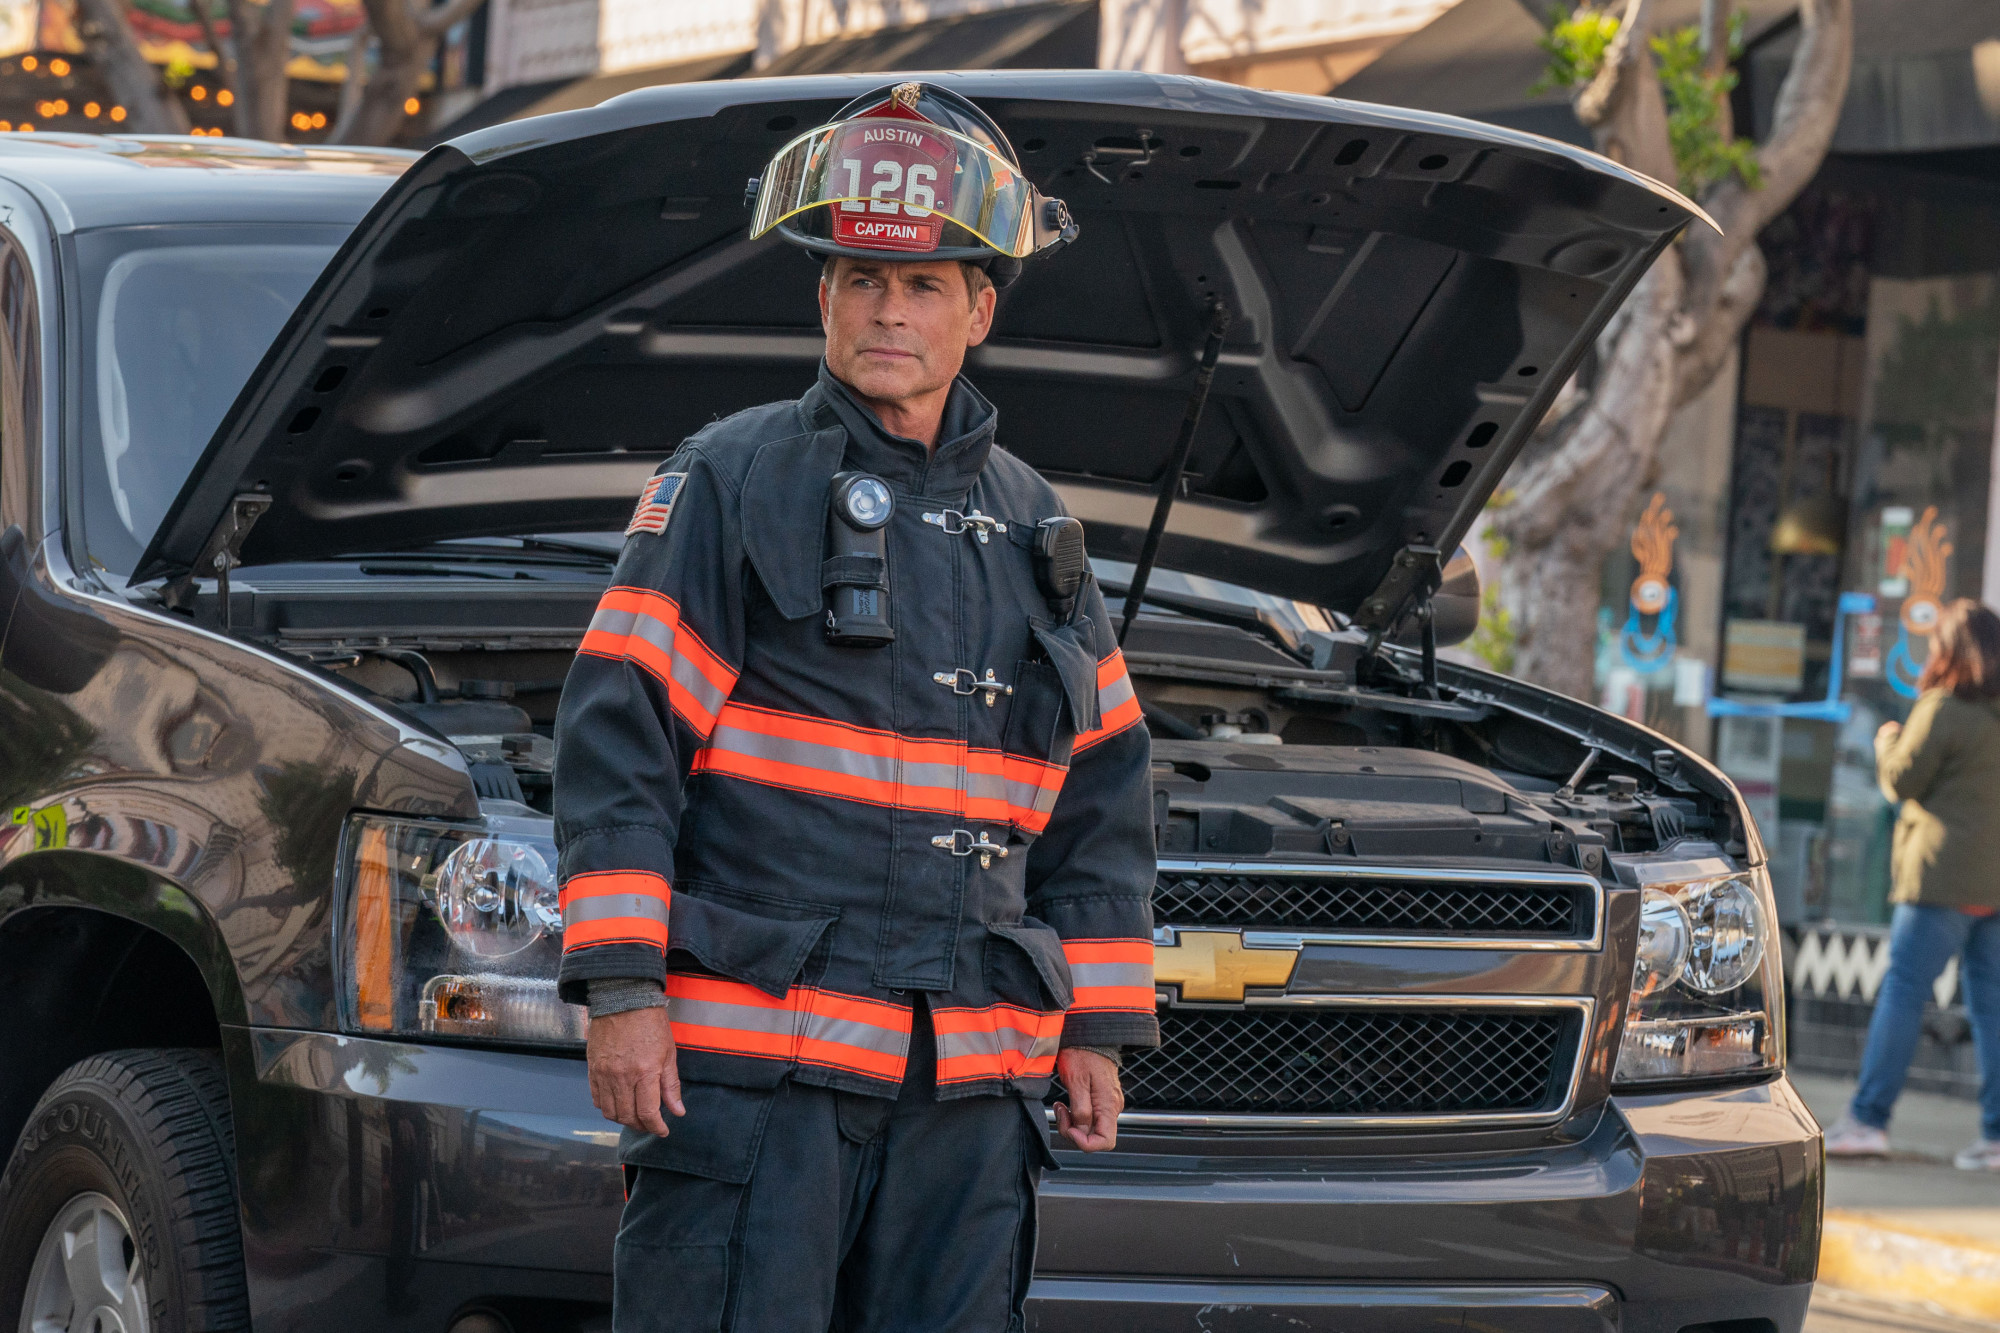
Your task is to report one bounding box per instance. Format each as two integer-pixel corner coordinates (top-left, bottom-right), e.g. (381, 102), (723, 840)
(135, 70), (1707, 627)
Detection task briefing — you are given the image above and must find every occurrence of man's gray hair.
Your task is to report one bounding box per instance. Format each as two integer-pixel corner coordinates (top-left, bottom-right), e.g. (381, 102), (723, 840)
(821, 255), (992, 308)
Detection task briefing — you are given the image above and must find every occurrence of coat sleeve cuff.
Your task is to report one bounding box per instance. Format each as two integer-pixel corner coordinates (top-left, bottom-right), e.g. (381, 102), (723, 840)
(1061, 1010), (1159, 1049)
(556, 942), (667, 1006)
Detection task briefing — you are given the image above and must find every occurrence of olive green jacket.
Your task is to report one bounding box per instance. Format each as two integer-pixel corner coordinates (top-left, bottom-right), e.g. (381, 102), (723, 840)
(1877, 689), (2000, 908)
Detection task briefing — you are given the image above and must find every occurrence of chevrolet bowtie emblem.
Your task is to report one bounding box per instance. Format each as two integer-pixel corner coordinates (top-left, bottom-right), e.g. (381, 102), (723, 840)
(1153, 930), (1298, 1003)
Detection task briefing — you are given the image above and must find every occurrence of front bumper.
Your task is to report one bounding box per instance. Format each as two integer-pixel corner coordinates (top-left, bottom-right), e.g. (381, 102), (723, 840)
(226, 1028), (1821, 1333)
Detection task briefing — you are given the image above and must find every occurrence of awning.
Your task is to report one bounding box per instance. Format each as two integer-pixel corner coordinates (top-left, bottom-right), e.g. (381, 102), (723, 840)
(749, 0), (1096, 78)
(425, 0), (1096, 145)
(1340, 0), (2000, 158)
(425, 51), (752, 144)
(1749, 0), (2000, 153)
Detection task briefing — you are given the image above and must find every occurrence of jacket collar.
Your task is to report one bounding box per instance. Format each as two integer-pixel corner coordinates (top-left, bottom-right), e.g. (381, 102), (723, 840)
(803, 361), (997, 498)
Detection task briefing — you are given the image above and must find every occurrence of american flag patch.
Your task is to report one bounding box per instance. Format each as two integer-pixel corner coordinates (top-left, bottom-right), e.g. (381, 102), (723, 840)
(626, 472), (685, 536)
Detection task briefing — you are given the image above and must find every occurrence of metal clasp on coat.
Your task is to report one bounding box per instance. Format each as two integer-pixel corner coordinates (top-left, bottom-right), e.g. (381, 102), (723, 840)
(922, 509), (1008, 543)
(933, 667), (1013, 707)
(931, 828), (1009, 869)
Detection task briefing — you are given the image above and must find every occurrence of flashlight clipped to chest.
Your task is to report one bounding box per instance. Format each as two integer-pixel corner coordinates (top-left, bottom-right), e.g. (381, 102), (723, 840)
(823, 472), (896, 647)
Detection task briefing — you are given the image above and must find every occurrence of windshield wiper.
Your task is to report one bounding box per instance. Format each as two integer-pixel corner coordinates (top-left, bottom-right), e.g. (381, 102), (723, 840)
(357, 563), (543, 580)
(339, 539), (615, 569)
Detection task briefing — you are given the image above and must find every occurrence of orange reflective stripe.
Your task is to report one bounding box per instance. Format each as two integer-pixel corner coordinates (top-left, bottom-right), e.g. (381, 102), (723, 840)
(931, 1003), (1065, 1083)
(663, 974), (912, 1082)
(560, 870), (671, 953)
(693, 702), (1067, 832)
(1075, 649), (1141, 754)
(579, 586), (739, 737)
(1062, 937), (1155, 1013)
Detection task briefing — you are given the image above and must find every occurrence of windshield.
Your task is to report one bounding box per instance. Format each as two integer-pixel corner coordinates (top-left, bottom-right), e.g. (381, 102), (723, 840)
(75, 225), (347, 577)
(1092, 558), (1336, 638)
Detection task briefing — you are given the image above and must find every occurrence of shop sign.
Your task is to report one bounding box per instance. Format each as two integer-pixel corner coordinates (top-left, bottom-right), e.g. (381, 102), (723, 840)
(1723, 619), (1807, 694)
(1848, 612), (1883, 678)
(1619, 493), (1679, 672)
(1886, 505), (1951, 699)
(1879, 506), (1913, 596)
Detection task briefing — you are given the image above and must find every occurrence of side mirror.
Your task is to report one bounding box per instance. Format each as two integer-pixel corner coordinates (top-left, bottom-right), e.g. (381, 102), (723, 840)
(1390, 546), (1479, 648)
(1432, 546), (1480, 647)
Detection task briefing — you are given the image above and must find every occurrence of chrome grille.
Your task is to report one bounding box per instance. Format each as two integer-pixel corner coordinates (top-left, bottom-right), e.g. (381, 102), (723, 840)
(1153, 869), (1583, 937)
(1123, 1007), (1579, 1117)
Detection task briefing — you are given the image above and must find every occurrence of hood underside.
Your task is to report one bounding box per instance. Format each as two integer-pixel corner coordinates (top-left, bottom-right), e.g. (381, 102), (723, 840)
(135, 70), (1704, 619)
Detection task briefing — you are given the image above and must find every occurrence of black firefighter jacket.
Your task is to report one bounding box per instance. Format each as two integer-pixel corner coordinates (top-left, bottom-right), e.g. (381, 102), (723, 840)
(553, 365), (1159, 1103)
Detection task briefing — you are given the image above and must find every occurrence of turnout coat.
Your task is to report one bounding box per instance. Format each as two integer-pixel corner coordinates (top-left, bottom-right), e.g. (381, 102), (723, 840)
(553, 365), (1159, 1102)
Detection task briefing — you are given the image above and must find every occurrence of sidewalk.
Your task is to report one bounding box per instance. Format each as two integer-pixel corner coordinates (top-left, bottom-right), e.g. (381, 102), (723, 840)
(1790, 1071), (2000, 1323)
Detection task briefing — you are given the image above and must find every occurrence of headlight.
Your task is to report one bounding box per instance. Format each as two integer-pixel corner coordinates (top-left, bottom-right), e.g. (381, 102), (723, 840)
(338, 812), (584, 1046)
(1613, 861), (1783, 1086)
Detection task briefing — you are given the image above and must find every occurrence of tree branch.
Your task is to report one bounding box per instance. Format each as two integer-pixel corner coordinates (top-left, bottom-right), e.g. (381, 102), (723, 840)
(1676, 0), (1850, 400)
(1574, 0), (1654, 129)
(1698, 0), (1732, 139)
(418, 0), (486, 39)
(329, 12), (370, 143)
(73, 0), (189, 133)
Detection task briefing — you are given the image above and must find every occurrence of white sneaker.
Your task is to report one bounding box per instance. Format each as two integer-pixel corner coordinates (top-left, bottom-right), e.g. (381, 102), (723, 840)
(1954, 1139), (2000, 1170)
(1824, 1116), (1891, 1158)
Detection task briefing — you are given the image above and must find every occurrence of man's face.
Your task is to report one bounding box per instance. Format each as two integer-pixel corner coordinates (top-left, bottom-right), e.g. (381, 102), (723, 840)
(819, 258), (996, 404)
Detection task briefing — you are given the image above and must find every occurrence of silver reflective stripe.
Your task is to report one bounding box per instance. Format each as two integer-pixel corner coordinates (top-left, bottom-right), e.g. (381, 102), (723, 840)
(1098, 668), (1135, 717)
(670, 993), (799, 1038)
(590, 604), (730, 720)
(933, 1019), (1062, 1066)
(710, 720), (964, 793)
(800, 1009), (911, 1061)
(1067, 961), (1153, 990)
(562, 893), (671, 927)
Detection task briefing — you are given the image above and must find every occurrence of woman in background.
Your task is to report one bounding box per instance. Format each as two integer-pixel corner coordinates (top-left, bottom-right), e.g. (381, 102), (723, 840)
(1827, 599), (2000, 1169)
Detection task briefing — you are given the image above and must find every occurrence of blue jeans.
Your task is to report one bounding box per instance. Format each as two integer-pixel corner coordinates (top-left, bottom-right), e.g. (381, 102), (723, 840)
(1850, 903), (2000, 1140)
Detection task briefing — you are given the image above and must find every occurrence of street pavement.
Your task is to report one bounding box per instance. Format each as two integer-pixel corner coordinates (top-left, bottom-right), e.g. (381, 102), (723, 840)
(1791, 1071), (2000, 1326)
(1808, 1287), (2000, 1330)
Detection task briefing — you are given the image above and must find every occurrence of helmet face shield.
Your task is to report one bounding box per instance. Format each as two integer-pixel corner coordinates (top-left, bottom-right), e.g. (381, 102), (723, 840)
(751, 116), (1069, 261)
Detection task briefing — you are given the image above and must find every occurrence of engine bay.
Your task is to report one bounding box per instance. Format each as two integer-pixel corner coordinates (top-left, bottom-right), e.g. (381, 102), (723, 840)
(244, 589), (1733, 865)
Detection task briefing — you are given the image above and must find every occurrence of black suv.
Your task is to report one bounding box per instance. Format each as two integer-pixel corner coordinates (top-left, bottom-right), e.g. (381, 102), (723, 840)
(0, 74), (1820, 1333)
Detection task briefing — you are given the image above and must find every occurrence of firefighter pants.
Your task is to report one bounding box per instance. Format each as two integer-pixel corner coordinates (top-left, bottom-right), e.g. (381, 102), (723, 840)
(612, 1005), (1058, 1333)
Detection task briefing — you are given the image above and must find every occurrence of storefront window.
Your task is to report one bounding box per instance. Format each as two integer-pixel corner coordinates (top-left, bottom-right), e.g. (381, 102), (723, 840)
(1821, 274), (2000, 922)
(1711, 166), (2000, 926)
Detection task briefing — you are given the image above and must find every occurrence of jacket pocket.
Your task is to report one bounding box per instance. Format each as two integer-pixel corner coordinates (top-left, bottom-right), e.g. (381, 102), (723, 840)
(619, 1080), (778, 1182)
(1002, 660), (1069, 764)
(669, 884), (839, 998)
(986, 918), (1076, 1011)
(1031, 619), (1101, 735)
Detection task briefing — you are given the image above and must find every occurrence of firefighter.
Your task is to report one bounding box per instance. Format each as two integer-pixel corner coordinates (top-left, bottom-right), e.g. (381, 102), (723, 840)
(552, 82), (1158, 1332)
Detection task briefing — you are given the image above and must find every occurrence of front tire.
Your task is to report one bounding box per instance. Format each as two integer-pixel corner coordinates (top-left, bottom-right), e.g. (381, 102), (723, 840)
(0, 1049), (248, 1333)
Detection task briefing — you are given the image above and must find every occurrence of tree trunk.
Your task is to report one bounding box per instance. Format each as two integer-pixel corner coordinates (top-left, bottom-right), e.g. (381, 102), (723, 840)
(1492, 0), (1853, 700)
(338, 0), (485, 146)
(73, 0), (189, 133)
(1493, 255), (1684, 698)
(329, 14), (370, 143)
(225, 0), (298, 141)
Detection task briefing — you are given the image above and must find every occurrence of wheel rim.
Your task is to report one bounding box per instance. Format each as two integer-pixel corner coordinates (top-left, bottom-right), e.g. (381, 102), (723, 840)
(20, 1191), (149, 1333)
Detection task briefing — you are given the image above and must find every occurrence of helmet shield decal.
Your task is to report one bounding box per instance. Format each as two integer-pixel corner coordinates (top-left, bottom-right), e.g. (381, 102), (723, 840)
(751, 118), (1049, 260)
(829, 117), (958, 253)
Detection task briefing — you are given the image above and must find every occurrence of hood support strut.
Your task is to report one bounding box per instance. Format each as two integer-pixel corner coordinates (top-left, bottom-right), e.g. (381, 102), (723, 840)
(1117, 297), (1232, 646)
(161, 492), (272, 629)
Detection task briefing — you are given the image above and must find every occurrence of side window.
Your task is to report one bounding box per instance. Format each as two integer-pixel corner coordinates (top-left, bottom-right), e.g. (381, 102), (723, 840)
(0, 228), (40, 535)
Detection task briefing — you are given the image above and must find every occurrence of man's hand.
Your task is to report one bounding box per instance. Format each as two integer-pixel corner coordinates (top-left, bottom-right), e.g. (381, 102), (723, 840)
(1877, 720), (1904, 747)
(1054, 1047), (1123, 1152)
(587, 1006), (685, 1136)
